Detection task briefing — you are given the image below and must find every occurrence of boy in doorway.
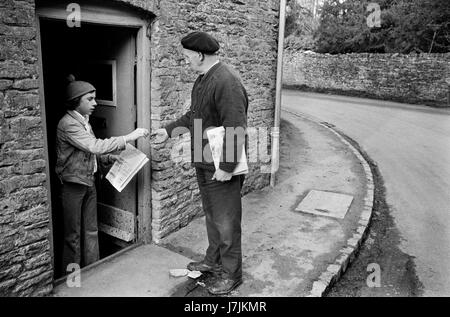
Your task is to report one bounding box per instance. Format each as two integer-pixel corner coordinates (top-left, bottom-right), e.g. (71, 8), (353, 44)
(56, 77), (149, 273)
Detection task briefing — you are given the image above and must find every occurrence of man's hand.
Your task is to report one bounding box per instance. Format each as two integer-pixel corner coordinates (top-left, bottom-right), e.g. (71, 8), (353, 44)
(212, 169), (232, 182)
(151, 128), (169, 144)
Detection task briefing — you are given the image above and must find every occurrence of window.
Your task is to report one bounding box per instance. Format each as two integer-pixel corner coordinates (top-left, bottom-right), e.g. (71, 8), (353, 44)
(79, 59), (117, 107)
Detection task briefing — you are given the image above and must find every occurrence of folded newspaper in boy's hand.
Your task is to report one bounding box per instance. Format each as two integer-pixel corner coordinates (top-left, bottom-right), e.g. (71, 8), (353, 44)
(106, 143), (149, 192)
(206, 126), (248, 176)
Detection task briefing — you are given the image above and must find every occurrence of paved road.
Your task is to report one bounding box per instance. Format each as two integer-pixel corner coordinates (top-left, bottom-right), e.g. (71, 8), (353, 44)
(282, 90), (450, 296)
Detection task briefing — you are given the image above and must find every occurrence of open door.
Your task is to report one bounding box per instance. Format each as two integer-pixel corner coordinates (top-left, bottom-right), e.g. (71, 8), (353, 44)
(39, 19), (139, 277)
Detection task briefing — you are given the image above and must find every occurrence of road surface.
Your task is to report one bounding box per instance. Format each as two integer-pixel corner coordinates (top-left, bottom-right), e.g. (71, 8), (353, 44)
(282, 90), (450, 296)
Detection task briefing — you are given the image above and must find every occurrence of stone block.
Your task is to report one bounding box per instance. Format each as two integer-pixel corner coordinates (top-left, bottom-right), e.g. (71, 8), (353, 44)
(16, 159), (46, 175)
(0, 166), (14, 180)
(357, 225), (366, 235)
(30, 284), (53, 297)
(22, 253), (51, 271)
(347, 237), (359, 248)
(0, 37), (37, 62)
(0, 148), (45, 166)
(11, 187), (47, 211)
(311, 280), (327, 297)
(4, 91), (39, 112)
(352, 232), (363, 242)
(152, 169), (175, 181)
(13, 271), (53, 293)
(0, 79), (13, 90)
(319, 270), (335, 284)
(0, 61), (36, 79)
(359, 218), (370, 227)
(9, 117), (42, 140)
(0, 235), (16, 255)
(13, 78), (38, 90)
(360, 209), (372, 221)
(0, 213), (14, 226)
(0, 7), (34, 26)
(364, 197), (373, 205)
(18, 264), (51, 281)
(0, 174), (46, 195)
(336, 255), (350, 273)
(0, 249), (24, 267)
(15, 227), (50, 247)
(0, 264), (22, 280)
(0, 279), (16, 295)
(327, 264), (341, 275)
(21, 240), (50, 258)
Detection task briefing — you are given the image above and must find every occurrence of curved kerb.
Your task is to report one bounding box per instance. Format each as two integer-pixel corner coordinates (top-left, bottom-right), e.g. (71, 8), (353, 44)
(282, 109), (375, 297)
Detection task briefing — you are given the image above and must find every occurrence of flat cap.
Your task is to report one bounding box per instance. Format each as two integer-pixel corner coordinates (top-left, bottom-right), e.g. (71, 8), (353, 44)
(181, 31), (220, 54)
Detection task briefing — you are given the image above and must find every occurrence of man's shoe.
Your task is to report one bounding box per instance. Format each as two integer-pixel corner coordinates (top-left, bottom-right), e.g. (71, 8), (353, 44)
(207, 277), (242, 295)
(187, 260), (222, 273)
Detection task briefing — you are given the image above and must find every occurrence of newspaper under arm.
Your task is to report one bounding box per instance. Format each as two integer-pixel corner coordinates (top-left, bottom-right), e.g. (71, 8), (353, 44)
(206, 126), (248, 176)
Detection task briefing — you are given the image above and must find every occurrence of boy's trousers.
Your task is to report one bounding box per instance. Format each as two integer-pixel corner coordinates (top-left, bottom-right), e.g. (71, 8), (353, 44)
(61, 181), (100, 273)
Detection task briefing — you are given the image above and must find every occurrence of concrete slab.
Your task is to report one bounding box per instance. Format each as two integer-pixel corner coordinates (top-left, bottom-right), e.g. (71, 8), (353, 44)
(52, 244), (194, 297)
(295, 190), (354, 219)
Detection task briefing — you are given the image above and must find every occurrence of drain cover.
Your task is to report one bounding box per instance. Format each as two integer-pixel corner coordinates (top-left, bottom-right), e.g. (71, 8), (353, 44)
(295, 190), (354, 219)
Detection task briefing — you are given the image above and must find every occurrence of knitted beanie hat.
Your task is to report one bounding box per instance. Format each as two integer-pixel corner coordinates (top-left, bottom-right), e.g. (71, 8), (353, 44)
(65, 74), (96, 101)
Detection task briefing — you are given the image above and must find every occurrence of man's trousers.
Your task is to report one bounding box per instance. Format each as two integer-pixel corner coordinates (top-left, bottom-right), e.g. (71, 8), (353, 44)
(195, 168), (245, 280)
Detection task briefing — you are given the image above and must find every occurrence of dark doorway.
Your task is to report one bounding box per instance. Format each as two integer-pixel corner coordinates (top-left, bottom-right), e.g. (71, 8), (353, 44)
(39, 19), (139, 278)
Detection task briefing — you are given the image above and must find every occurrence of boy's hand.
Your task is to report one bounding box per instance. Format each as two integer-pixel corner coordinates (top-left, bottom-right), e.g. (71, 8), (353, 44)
(135, 128), (150, 139)
(125, 128), (149, 142)
(109, 154), (123, 164)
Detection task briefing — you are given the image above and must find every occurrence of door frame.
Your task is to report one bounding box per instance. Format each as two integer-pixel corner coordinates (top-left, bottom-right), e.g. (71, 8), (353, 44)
(35, 1), (153, 274)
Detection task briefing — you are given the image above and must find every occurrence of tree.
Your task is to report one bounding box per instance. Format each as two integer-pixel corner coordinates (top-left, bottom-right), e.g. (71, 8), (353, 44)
(313, 0), (450, 53)
(285, 0), (320, 50)
(384, 0), (450, 53)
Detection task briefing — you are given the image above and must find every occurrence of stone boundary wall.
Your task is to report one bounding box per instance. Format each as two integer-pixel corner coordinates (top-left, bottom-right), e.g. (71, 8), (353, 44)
(283, 50), (450, 107)
(0, 0), (53, 296)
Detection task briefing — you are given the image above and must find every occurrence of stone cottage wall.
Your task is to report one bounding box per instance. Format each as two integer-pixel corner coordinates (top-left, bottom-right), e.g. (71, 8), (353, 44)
(138, 0), (280, 242)
(283, 50), (450, 107)
(0, 0), (53, 296)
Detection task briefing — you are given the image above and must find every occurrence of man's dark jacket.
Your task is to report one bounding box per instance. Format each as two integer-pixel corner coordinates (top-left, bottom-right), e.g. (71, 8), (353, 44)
(164, 62), (248, 173)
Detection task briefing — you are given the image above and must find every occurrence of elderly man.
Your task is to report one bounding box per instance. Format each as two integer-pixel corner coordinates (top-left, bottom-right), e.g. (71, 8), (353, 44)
(153, 31), (248, 295)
